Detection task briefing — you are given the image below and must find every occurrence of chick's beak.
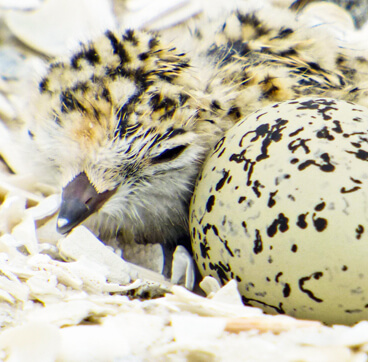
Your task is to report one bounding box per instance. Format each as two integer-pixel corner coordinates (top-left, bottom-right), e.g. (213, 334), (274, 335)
(57, 172), (116, 234)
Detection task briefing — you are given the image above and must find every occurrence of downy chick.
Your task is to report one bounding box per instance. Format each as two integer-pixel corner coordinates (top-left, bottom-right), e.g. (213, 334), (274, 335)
(29, 5), (368, 277)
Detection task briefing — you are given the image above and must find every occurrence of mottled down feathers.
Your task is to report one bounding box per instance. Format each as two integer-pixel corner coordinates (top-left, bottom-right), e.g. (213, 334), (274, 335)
(29, 5), (368, 269)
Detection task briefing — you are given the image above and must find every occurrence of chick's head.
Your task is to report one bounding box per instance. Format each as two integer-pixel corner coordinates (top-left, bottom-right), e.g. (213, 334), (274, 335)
(30, 29), (220, 245)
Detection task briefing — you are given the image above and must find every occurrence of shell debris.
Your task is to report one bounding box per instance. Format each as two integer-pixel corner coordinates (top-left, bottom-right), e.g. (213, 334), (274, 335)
(5, 0), (117, 56)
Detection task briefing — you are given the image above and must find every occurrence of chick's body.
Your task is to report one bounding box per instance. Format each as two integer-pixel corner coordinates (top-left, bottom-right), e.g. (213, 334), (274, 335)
(29, 5), (368, 275)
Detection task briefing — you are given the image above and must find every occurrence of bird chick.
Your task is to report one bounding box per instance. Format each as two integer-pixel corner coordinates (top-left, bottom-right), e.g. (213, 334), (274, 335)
(31, 29), (219, 275)
(29, 5), (368, 277)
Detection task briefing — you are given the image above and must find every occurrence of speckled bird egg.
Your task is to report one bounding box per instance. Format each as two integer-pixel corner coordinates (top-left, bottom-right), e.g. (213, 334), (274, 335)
(190, 97), (368, 325)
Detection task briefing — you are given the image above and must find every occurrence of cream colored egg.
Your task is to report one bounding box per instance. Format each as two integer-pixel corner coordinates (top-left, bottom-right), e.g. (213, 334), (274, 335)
(190, 97), (368, 325)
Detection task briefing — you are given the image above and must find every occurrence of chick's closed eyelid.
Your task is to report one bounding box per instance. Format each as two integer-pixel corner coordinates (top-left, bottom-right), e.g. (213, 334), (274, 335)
(150, 144), (188, 164)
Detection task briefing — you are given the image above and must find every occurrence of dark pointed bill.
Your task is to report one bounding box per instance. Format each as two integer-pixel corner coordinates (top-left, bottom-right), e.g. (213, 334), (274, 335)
(57, 172), (116, 234)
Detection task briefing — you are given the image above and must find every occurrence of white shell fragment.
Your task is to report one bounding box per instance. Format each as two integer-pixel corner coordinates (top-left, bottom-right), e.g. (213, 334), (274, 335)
(57, 324), (130, 362)
(11, 215), (38, 255)
(5, 0), (116, 56)
(0, 193), (26, 234)
(171, 314), (227, 344)
(58, 226), (132, 285)
(36, 214), (65, 245)
(0, 322), (60, 362)
(171, 245), (195, 290)
(122, 0), (202, 31)
(25, 194), (60, 220)
(298, 2), (355, 41)
(0, 0), (42, 10)
(58, 225), (172, 293)
(0, 93), (16, 121)
(191, 97), (368, 325)
(199, 275), (222, 295)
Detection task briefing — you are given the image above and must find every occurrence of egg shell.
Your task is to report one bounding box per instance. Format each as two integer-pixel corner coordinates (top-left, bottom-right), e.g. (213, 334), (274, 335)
(190, 97), (368, 325)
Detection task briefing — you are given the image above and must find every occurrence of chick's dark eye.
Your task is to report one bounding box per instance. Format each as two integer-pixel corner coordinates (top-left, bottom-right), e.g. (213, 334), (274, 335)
(151, 145), (187, 164)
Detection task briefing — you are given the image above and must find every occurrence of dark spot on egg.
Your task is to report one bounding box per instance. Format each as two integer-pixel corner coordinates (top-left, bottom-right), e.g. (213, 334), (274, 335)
(356, 225), (364, 240)
(347, 149), (368, 161)
(296, 213), (308, 229)
(275, 272), (283, 283)
(213, 137), (225, 155)
(200, 240), (210, 259)
(206, 195), (215, 212)
(316, 126), (334, 141)
(288, 138), (311, 153)
(298, 153), (335, 172)
(350, 177), (362, 184)
(341, 186), (361, 193)
(202, 224), (211, 235)
(217, 148), (226, 158)
(345, 309), (363, 314)
(267, 191), (278, 208)
(253, 229), (263, 254)
(252, 180), (263, 197)
(288, 127), (304, 137)
(312, 213), (328, 232)
(267, 213), (289, 237)
(299, 272), (324, 303)
(332, 120), (343, 133)
(314, 202), (326, 211)
(238, 196), (246, 204)
(351, 142), (361, 148)
(283, 283), (291, 298)
(209, 262), (230, 285)
(216, 169), (230, 191)
(290, 158), (299, 164)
